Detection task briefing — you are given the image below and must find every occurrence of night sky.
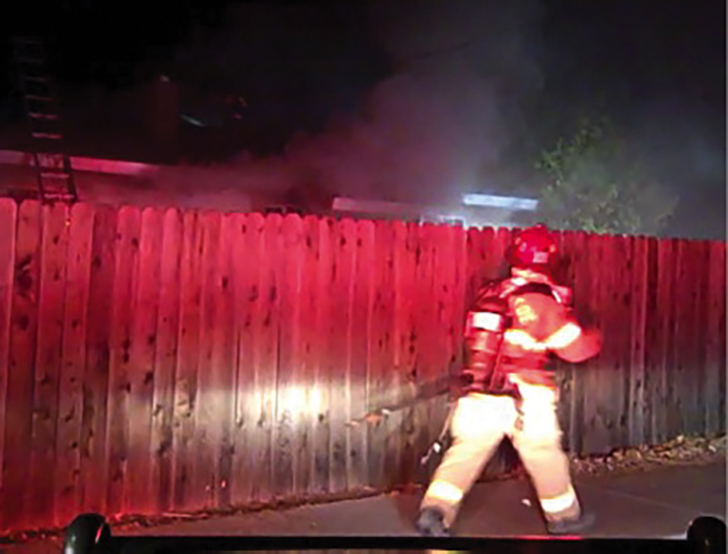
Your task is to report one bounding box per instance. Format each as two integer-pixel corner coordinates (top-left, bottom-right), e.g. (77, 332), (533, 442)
(0, 0), (725, 239)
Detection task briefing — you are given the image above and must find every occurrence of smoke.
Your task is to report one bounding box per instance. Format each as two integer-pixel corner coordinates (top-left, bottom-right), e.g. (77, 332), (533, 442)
(284, 0), (542, 203)
(178, 0), (545, 208)
(143, 0), (723, 239)
(627, 101), (726, 239)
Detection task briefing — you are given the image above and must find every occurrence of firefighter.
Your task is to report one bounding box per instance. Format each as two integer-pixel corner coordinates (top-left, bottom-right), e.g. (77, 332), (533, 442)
(416, 223), (602, 537)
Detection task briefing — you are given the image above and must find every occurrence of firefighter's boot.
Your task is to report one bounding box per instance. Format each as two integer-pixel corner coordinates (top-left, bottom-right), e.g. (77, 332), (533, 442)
(416, 507), (450, 537)
(546, 511), (596, 535)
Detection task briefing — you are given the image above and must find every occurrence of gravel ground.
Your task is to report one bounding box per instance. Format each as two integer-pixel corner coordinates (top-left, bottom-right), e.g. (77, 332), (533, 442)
(568, 434), (727, 477)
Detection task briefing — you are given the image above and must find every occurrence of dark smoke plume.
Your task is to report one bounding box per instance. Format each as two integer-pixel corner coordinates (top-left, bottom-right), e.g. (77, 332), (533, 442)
(156, 0), (545, 211)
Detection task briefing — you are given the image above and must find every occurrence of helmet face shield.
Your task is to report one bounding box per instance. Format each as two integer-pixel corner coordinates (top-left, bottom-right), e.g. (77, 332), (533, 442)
(509, 224), (558, 273)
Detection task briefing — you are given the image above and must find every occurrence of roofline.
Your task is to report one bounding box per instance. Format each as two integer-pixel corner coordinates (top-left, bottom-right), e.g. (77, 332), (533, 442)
(0, 150), (162, 177)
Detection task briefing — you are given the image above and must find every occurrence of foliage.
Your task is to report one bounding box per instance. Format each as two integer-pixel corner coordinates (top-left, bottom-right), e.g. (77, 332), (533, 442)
(535, 115), (678, 235)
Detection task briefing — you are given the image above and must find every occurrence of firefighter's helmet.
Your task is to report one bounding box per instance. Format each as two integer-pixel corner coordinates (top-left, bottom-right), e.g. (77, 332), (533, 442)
(509, 224), (559, 272)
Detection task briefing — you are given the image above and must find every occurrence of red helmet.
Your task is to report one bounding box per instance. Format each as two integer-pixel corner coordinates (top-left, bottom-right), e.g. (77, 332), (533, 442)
(509, 224), (558, 272)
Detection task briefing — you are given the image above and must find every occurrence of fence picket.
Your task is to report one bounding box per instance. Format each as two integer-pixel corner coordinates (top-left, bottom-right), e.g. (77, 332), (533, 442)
(106, 206), (142, 516)
(275, 215), (305, 497)
(3, 201), (41, 529)
(367, 222), (396, 488)
(213, 213), (237, 508)
(54, 202), (95, 526)
(628, 236), (648, 447)
(392, 221), (419, 485)
(80, 205), (118, 515)
(194, 211), (224, 510)
(28, 203), (70, 525)
(149, 208), (183, 513)
(172, 211), (203, 510)
(126, 207), (164, 515)
(251, 214), (282, 502)
(349, 220), (375, 489)
(330, 218), (357, 492)
(0, 200), (15, 504)
(706, 242), (727, 435)
(229, 213), (257, 506)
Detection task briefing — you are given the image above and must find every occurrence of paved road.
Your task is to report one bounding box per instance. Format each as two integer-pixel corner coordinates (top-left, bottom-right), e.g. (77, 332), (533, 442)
(3, 459), (724, 553)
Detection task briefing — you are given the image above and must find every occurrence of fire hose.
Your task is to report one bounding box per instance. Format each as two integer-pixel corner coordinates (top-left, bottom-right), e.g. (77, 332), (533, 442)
(347, 327), (509, 471)
(345, 373), (454, 429)
(344, 371), (457, 474)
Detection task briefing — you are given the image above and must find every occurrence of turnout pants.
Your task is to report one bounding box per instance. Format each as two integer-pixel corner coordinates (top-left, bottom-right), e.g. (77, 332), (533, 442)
(421, 378), (581, 529)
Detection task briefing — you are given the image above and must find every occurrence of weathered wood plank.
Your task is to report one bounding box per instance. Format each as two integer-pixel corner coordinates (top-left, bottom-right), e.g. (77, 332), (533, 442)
(149, 208), (183, 513)
(126, 207), (164, 515)
(597, 234), (623, 449)
(611, 236), (632, 447)
(251, 214), (282, 502)
(341, 219), (362, 491)
(682, 239), (702, 435)
(642, 237), (660, 445)
(212, 213), (237, 508)
(0, 199), (16, 501)
(413, 223), (437, 480)
(627, 236), (648, 447)
(172, 211), (203, 511)
(441, 223), (467, 442)
(307, 217), (330, 494)
(670, 239), (691, 437)
(331, 218), (357, 493)
(633, 237), (662, 444)
(80, 205), (117, 515)
(716, 244), (727, 433)
(28, 202), (70, 526)
(293, 216), (319, 496)
(348, 219), (375, 489)
(464, 227), (484, 306)
(193, 211), (223, 510)
(106, 206), (142, 516)
(584, 233), (613, 454)
(381, 220), (405, 487)
(390, 220), (417, 486)
(564, 231), (588, 455)
(311, 218), (334, 493)
(274, 214), (305, 498)
(1, 200), (39, 530)
(420, 223), (456, 477)
(229, 213), (259, 506)
(54, 202), (94, 526)
(492, 228), (513, 280)
(705, 242), (726, 435)
(687, 242), (709, 435)
(654, 239), (676, 444)
(367, 221), (395, 489)
(448, 222), (467, 373)
(478, 226), (499, 283)
(668, 239), (687, 439)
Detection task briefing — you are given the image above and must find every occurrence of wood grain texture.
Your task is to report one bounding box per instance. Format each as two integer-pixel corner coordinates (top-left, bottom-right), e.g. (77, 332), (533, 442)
(28, 203), (70, 525)
(54, 202), (95, 526)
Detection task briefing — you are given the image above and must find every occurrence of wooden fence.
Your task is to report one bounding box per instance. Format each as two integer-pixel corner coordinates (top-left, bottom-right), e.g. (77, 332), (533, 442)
(0, 199), (725, 532)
